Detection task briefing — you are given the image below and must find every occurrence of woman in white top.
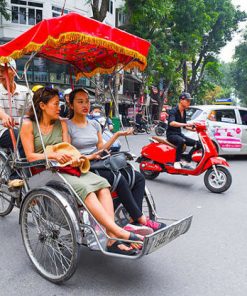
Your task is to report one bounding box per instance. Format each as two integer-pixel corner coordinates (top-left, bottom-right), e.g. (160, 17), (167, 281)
(67, 88), (166, 233)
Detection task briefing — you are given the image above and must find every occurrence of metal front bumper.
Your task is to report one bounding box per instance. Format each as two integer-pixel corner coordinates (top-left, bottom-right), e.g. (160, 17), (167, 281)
(141, 215), (193, 256)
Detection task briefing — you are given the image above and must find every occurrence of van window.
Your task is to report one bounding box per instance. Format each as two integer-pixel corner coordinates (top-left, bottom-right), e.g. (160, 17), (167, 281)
(239, 110), (247, 125)
(186, 108), (203, 121)
(214, 109), (236, 124)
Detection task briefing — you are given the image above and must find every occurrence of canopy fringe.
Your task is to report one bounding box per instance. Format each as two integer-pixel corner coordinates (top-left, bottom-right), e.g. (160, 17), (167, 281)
(0, 32), (147, 77)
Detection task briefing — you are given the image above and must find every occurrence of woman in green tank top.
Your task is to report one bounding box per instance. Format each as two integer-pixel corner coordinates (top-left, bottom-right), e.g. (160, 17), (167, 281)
(20, 87), (143, 255)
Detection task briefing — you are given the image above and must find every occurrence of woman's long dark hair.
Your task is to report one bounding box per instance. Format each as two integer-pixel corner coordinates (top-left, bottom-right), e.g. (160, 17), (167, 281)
(29, 87), (59, 122)
(68, 88), (89, 119)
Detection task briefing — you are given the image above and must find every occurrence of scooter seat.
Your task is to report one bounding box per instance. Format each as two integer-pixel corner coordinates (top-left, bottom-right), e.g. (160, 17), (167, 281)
(152, 136), (176, 148)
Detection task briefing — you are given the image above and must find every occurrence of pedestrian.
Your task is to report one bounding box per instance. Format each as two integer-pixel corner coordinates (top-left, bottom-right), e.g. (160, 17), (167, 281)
(0, 59), (29, 186)
(59, 88), (72, 118)
(89, 105), (114, 131)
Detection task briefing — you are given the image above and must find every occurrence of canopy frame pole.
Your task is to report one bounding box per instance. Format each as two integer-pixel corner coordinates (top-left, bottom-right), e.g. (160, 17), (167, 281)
(13, 53), (36, 163)
(22, 52), (51, 168)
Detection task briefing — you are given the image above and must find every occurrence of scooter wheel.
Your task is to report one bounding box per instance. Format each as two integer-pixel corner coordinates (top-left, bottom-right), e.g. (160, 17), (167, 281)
(146, 127), (151, 134)
(155, 126), (164, 136)
(133, 128), (138, 135)
(140, 168), (160, 180)
(139, 158), (160, 180)
(204, 166), (232, 193)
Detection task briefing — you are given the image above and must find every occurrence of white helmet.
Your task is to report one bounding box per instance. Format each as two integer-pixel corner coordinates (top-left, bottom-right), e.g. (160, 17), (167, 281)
(64, 88), (72, 96)
(0, 58), (16, 70)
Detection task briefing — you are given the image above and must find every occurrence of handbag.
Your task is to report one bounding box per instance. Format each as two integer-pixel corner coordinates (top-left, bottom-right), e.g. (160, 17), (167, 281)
(90, 153), (127, 172)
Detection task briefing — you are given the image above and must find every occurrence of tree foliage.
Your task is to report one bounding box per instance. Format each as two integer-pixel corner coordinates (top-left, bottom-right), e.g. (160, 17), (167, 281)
(0, 0), (10, 20)
(232, 32), (247, 107)
(124, 0), (246, 106)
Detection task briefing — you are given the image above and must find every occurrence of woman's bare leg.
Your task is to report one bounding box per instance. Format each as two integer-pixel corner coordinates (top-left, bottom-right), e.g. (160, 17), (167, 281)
(96, 188), (115, 221)
(84, 191), (142, 250)
(84, 191), (128, 238)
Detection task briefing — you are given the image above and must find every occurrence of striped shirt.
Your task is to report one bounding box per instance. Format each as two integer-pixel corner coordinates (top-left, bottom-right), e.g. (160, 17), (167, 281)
(0, 83), (29, 137)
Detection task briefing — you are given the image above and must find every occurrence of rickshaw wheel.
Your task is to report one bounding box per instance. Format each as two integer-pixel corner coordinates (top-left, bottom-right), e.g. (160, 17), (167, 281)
(20, 189), (79, 283)
(142, 187), (156, 220)
(0, 154), (14, 216)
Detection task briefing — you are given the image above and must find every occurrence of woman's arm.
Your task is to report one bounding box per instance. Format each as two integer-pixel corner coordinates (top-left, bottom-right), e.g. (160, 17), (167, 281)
(100, 128), (133, 151)
(61, 119), (70, 143)
(20, 120), (47, 162)
(96, 130), (104, 150)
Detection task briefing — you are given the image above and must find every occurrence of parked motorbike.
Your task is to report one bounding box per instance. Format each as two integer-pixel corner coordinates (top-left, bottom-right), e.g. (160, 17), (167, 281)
(136, 122), (232, 193)
(129, 121), (151, 135)
(154, 120), (167, 136)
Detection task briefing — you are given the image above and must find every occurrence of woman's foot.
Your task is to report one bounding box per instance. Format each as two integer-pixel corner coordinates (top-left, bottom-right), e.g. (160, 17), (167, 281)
(116, 230), (144, 250)
(143, 218), (166, 231)
(134, 216), (166, 232)
(107, 240), (136, 255)
(128, 232), (144, 250)
(123, 223), (153, 236)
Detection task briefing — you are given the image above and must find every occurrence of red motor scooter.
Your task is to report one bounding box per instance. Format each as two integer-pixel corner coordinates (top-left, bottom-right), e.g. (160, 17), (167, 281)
(136, 123), (232, 193)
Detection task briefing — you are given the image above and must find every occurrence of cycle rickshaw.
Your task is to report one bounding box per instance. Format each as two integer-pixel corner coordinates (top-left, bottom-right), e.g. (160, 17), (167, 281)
(0, 13), (193, 283)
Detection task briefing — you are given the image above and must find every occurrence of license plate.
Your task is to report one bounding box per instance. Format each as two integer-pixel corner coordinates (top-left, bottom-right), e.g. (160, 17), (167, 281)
(143, 216), (193, 255)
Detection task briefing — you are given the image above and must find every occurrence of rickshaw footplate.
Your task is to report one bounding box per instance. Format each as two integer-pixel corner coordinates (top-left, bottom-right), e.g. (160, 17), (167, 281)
(141, 216), (193, 255)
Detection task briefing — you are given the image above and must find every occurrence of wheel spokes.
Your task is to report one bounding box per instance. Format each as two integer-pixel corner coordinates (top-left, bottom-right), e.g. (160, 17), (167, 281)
(209, 171), (226, 188)
(23, 194), (75, 278)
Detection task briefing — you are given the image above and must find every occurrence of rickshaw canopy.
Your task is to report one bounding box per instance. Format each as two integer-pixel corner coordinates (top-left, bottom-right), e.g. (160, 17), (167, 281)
(0, 13), (150, 78)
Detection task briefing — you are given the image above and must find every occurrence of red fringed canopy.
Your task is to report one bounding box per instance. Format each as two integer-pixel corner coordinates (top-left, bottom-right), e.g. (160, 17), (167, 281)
(0, 13), (150, 78)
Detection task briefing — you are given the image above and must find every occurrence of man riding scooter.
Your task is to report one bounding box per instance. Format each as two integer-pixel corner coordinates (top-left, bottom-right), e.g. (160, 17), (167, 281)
(135, 109), (148, 132)
(166, 92), (201, 169)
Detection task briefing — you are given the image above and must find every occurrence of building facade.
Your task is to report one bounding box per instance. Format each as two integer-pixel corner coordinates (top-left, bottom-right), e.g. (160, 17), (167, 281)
(0, 1), (146, 122)
(0, 0), (125, 41)
(0, 0), (126, 90)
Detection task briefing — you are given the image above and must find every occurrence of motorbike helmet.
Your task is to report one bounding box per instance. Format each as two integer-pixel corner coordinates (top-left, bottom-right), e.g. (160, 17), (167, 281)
(64, 88), (72, 96)
(0, 58), (16, 70)
(32, 85), (43, 92)
(179, 92), (193, 100)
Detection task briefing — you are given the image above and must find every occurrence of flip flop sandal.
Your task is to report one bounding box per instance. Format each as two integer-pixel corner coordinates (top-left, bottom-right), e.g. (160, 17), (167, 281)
(129, 232), (143, 242)
(107, 241), (137, 256)
(129, 232), (143, 250)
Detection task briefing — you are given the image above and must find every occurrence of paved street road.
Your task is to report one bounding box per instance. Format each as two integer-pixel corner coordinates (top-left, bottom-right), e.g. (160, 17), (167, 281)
(0, 133), (247, 296)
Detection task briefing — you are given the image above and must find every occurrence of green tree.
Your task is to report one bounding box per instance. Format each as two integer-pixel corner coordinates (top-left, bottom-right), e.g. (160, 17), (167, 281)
(124, 0), (246, 109)
(232, 32), (247, 106)
(0, 0), (10, 20)
(184, 0), (245, 96)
